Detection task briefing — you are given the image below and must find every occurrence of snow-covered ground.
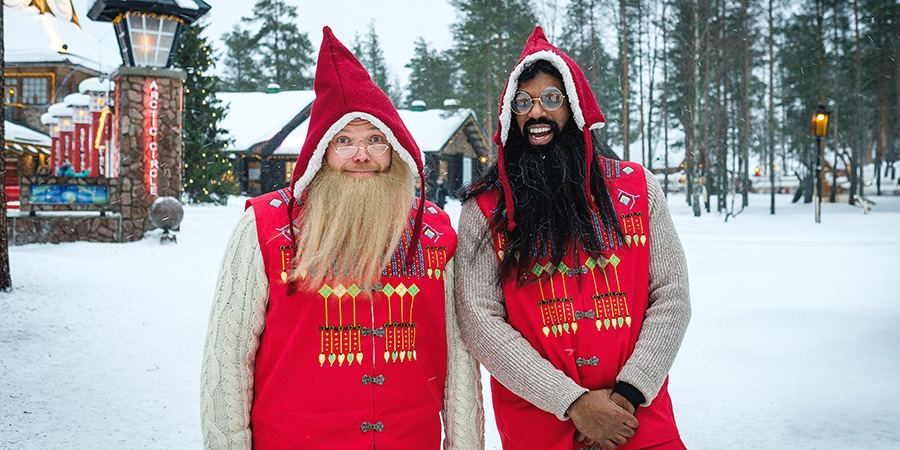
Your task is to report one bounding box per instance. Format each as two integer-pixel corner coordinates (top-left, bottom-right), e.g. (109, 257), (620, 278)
(1, 193), (898, 448)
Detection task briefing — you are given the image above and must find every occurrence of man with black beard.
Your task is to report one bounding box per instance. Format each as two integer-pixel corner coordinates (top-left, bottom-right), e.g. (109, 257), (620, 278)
(456, 27), (691, 450)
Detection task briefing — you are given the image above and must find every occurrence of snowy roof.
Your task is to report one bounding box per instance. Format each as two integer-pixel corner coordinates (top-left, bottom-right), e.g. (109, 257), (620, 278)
(217, 89), (480, 157)
(4, 121), (52, 154)
(397, 108), (476, 152)
(48, 103), (74, 117)
(63, 93), (91, 107)
(79, 77), (116, 93)
(4, 121), (51, 146)
(3, 3), (122, 73)
(216, 90), (316, 153)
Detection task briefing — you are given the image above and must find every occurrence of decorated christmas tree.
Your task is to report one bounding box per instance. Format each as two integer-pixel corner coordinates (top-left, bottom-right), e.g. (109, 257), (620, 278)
(175, 22), (238, 203)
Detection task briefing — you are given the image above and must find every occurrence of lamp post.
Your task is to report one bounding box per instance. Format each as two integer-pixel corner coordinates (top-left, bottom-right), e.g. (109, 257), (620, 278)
(810, 104), (829, 223)
(87, 0), (209, 241)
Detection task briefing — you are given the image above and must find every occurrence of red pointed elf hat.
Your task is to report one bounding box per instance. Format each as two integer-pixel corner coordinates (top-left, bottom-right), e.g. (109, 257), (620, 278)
(290, 26), (427, 261)
(494, 26), (606, 230)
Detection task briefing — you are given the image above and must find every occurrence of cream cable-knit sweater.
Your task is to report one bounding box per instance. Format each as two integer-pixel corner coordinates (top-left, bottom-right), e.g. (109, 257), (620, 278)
(201, 207), (485, 449)
(454, 166), (691, 421)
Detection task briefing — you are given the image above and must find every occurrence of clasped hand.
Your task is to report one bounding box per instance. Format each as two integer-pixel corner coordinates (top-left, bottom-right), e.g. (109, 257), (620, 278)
(569, 389), (638, 450)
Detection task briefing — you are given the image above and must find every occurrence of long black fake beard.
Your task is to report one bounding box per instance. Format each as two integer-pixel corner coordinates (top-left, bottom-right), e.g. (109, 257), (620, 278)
(499, 120), (607, 283)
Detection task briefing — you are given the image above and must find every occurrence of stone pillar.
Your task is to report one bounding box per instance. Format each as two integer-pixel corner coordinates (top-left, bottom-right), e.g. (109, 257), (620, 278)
(112, 66), (184, 241)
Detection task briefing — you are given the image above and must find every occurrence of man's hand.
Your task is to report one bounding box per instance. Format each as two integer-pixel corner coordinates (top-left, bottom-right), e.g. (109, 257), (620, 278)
(569, 389), (638, 449)
(610, 391), (636, 415)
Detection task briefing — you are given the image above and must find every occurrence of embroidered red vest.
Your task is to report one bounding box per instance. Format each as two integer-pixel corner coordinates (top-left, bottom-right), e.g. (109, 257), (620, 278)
(475, 159), (680, 450)
(247, 188), (457, 449)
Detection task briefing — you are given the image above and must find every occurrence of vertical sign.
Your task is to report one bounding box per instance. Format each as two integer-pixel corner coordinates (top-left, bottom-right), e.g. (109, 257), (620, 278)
(49, 123), (59, 172)
(74, 107), (91, 173)
(113, 83), (121, 178)
(144, 78), (160, 197)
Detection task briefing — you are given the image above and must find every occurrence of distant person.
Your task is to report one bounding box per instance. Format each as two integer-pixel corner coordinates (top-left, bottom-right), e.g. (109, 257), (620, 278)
(36, 163), (51, 176)
(58, 161), (74, 176)
(201, 27), (483, 449)
(455, 27), (691, 450)
(434, 177), (447, 209)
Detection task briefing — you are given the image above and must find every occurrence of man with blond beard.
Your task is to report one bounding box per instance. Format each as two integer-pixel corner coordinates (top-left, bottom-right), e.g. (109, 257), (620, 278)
(201, 27), (483, 449)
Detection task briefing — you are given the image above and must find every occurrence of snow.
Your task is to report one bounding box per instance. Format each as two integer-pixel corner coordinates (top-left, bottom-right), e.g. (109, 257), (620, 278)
(78, 77), (115, 94)
(3, 121), (51, 147)
(2, 193), (899, 448)
(46, 103), (73, 118)
(398, 109), (475, 153)
(215, 90), (315, 152)
(62, 93), (90, 107)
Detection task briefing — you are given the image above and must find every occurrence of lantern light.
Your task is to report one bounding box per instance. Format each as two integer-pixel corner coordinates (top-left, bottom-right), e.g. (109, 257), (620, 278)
(88, 0), (211, 69)
(811, 104), (830, 137)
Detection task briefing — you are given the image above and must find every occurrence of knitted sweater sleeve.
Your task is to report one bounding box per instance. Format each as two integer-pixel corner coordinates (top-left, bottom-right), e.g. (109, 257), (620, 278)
(616, 167), (691, 405)
(455, 201), (588, 421)
(441, 258), (486, 450)
(201, 207), (269, 449)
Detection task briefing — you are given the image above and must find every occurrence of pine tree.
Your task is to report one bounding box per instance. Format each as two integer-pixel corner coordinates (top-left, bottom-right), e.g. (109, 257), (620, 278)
(559, 0), (620, 145)
(242, 0), (314, 90)
(405, 37), (458, 109)
(451, 0), (537, 142)
(221, 25), (264, 92)
(352, 21), (402, 105)
(174, 22), (238, 204)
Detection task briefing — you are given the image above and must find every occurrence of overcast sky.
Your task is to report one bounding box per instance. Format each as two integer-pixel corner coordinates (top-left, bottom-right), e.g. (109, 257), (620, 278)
(66, 0), (460, 86)
(65, 0), (579, 89)
(198, 0), (460, 87)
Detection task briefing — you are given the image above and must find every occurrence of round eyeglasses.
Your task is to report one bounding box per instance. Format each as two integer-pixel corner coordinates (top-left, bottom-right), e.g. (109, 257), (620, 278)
(331, 141), (390, 159)
(511, 87), (566, 115)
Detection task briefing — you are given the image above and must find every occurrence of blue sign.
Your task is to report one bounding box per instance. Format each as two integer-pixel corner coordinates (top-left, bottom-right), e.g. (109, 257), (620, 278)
(30, 185), (109, 205)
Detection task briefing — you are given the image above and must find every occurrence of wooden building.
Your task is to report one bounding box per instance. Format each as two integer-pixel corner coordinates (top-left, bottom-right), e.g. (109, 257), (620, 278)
(3, 1), (120, 132)
(219, 88), (491, 198)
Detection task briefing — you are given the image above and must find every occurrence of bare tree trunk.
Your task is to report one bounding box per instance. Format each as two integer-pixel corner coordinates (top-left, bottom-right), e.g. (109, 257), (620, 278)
(741, 0), (751, 208)
(638, 0), (646, 166)
(851, 0), (863, 202)
(875, 75), (889, 195)
(768, 0), (776, 214)
(702, 0), (712, 213)
(691, 0), (702, 216)
(647, 0), (659, 172)
(0, 3), (10, 290)
(485, 0), (495, 152)
(662, 0), (670, 197)
(717, 0), (727, 213)
(829, 4), (840, 203)
(590, 0), (598, 89)
(896, 1), (900, 185)
(895, 1), (900, 186)
(814, 0), (826, 211)
(621, 0), (630, 161)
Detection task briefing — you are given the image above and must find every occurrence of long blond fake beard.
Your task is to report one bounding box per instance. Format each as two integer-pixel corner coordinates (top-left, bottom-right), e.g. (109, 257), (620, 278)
(290, 158), (415, 289)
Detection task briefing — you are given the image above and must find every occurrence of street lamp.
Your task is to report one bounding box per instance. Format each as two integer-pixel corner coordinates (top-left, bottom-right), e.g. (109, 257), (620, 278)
(810, 104), (829, 223)
(87, 0), (211, 68)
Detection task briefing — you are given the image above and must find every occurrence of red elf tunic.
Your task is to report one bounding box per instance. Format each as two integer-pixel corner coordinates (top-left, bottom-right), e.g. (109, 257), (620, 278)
(475, 158), (680, 450)
(247, 188), (456, 449)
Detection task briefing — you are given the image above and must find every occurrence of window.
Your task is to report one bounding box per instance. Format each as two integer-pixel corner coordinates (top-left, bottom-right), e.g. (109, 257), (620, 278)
(4, 77), (17, 104)
(284, 161), (295, 183)
(22, 77), (49, 105)
(248, 160), (262, 192)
